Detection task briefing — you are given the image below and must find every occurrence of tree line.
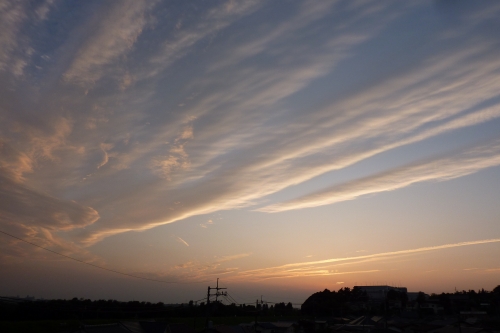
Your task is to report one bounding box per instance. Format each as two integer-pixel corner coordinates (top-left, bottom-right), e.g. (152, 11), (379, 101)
(0, 297), (298, 321)
(300, 285), (500, 317)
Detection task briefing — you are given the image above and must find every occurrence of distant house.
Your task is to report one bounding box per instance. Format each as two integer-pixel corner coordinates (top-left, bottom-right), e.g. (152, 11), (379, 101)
(388, 300), (403, 309)
(356, 286), (408, 302)
(407, 293), (429, 302)
(448, 294), (470, 309)
(406, 301), (418, 311)
(419, 302), (444, 314)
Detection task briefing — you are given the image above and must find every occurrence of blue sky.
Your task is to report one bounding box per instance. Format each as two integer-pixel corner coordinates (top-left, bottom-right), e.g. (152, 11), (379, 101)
(1, 0), (500, 303)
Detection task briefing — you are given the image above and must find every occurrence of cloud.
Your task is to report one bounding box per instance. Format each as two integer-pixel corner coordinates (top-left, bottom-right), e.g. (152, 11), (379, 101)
(175, 235), (189, 247)
(2, 0), (500, 253)
(281, 239), (500, 269)
(0, 139), (34, 182)
(0, 1), (27, 76)
(63, 0), (152, 86)
(485, 268), (500, 272)
(236, 269), (380, 281)
(215, 253), (252, 263)
(79, 14), (500, 244)
(0, 199), (101, 266)
(0, 225), (104, 266)
(1, 3), (500, 301)
(159, 253), (252, 282)
(97, 143), (114, 169)
(234, 238), (500, 280)
(232, 45), (500, 198)
(0, 173), (99, 231)
(28, 117), (74, 160)
(0, 0), (55, 77)
(34, 0), (55, 21)
(0, 116), (83, 188)
(259, 139), (500, 212)
(205, 1), (341, 72)
(150, 123), (194, 180)
(200, 219), (214, 229)
(145, 0), (263, 78)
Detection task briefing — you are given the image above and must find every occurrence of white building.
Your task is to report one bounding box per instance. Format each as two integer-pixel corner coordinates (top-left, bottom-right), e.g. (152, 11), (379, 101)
(356, 286), (407, 301)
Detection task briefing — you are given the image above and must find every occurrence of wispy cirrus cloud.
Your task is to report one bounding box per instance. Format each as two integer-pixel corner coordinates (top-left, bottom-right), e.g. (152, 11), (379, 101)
(485, 268), (500, 272)
(0, 139), (34, 182)
(259, 139), (500, 212)
(175, 235), (189, 247)
(150, 123), (194, 180)
(78, 9), (500, 244)
(154, 252), (252, 282)
(0, 0), (55, 77)
(215, 253), (252, 263)
(0, 225), (104, 266)
(0, 174), (99, 231)
(97, 143), (114, 169)
(72, 2), (409, 243)
(63, 0), (154, 86)
(145, 0), (263, 79)
(199, 219), (214, 229)
(234, 238), (500, 280)
(0, 190), (101, 266)
(1, 0), (500, 301)
(239, 269), (380, 281)
(0, 1), (27, 76)
(2, 0), (500, 255)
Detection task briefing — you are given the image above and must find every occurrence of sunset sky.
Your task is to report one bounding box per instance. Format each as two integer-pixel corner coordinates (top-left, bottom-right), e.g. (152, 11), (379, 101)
(1, 0), (500, 304)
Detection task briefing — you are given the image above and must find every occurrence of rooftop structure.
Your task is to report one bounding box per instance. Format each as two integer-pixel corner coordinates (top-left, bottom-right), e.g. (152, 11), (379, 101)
(355, 286), (408, 301)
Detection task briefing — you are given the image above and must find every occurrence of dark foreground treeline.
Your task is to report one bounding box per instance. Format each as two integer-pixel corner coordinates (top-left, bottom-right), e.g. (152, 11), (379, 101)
(301, 285), (500, 317)
(0, 297), (298, 322)
(425, 288), (500, 315)
(2, 285), (500, 322)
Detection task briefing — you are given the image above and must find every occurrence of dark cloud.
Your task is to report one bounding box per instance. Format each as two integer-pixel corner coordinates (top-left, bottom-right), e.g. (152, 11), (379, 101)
(0, 173), (99, 231)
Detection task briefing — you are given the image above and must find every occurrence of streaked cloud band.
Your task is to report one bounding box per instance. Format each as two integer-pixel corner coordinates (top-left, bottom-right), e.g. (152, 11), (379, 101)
(259, 139), (500, 213)
(236, 238), (500, 280)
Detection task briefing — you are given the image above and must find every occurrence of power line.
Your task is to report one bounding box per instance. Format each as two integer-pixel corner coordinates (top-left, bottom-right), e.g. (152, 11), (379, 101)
(225, 293), (240, 305)
(0, 229), (203, 285)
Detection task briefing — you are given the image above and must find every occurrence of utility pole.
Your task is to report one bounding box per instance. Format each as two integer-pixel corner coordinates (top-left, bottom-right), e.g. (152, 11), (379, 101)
(255, 299), (258, 333)
(205, 278), (228, 329)
(214, 278), (227, 303)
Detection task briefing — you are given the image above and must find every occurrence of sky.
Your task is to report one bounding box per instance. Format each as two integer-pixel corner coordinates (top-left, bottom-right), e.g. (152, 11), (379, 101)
(1, 0), (500, 305)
